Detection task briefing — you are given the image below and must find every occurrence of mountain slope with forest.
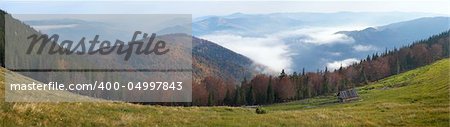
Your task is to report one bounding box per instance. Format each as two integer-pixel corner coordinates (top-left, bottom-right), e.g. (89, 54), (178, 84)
(0, 10), (261, 85)
(192, 36), (261, 83)
(191, 30), (449, 106)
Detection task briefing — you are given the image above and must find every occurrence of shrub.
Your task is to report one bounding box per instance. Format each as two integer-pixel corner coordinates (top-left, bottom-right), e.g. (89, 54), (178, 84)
(255, 107), (267, 114)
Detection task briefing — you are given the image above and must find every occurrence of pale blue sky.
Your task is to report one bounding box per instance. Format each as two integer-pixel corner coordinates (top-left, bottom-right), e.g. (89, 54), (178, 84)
(1, 0), (449, 18)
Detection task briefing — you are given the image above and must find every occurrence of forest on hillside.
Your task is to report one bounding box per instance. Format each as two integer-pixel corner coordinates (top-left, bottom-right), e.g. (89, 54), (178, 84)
(191, 30), (450, 106)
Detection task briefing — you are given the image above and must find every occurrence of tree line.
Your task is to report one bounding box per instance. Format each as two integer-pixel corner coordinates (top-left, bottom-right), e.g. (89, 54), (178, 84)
(191, 30), (450, 106)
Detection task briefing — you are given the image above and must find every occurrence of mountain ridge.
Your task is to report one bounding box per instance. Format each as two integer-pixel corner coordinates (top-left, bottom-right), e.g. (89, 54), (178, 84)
(0, 11), (262, 85)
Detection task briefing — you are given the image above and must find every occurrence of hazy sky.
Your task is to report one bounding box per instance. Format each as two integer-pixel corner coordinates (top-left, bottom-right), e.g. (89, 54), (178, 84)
(1, 0), (449, 18)
(2, 0), (449, 72)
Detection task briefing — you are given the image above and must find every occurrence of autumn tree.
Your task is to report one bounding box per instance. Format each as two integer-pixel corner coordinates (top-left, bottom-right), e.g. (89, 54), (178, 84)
(248, 74), (270, 104)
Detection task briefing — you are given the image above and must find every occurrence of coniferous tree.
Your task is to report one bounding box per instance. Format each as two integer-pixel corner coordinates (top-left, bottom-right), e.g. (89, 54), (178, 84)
(233, 86), (241, 106)
(240, 88), (247, 105)
(224, 90), (232, 105)
(302, 68), (305, 76)
(303, 75), (311, 98)
(246, 86), (255, 105)
(360, 66), (369, 84)
(207, 93), (214, 106)
(322, 67), (329, 94)
(396, 58), (401, 74)
(279, 69), (287, 79)
(266, 77), (275, 104)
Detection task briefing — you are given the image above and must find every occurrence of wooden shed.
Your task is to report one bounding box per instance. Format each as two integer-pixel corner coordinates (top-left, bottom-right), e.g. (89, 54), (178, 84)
(337, 89), (359, 102)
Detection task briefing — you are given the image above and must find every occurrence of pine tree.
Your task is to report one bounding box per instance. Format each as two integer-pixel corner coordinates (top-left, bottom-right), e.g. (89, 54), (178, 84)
(303, 75), (311, 98)
(396, 58), (401, 74)
(372, 53), (379, 60)
(302, 68), (305, 76)
(360, 66), (369, 84)
(443, 38), (449, 57)
(207, 93), (214, 106)
(338, 79), (346, 91)
(322, 67), (329, 94)
(246, 86), (255, 105)
(280, 69), (287, 79)
(366, 55), (371, 61)
(240, 88), (247, 105)
(233, 86), (241, 106)
(224, 90), (231, 105)
(266, 77), (274, 104)
(241, 77), (248, 86)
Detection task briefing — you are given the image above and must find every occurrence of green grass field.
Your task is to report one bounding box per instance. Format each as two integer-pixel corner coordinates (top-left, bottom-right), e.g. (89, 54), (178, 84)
(1, 59), (449, 126)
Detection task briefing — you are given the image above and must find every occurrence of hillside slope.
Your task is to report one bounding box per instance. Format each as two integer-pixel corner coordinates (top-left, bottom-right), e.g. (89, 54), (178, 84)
(0, 68), (100, 102)
(0, 11), (260, 85)
(265, 58), (449, 126)
(1, 59), (448, 126)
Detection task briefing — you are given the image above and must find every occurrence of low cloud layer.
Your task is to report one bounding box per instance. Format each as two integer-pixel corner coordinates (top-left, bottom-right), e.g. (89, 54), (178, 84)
(353, 44), (378, 52)
(200, 27), (359, 72)
(277, 28), (355, 45)
(326, 58), (359, 71)
(200, 34), (293, 72)
(32, 24), (78, 31)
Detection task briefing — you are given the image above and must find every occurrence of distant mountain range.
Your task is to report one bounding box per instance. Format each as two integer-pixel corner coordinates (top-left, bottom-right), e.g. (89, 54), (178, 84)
(338, 17), (450, 50)
(195, 12), (450, 72)
(300, 17), (450, 71)
(3, 10), (449, 83)
(334, 16), (450, 66)
(193, 12), (447, 36)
